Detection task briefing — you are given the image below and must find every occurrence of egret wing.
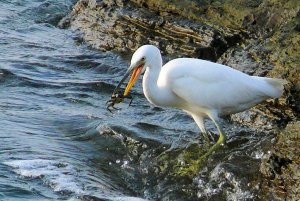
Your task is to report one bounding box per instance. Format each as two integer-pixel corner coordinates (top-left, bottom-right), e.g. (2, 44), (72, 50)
(170, 66), (268, 115)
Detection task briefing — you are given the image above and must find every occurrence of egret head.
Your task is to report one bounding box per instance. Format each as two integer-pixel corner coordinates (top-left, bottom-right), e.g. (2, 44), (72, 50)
(113, 45), (162, 96)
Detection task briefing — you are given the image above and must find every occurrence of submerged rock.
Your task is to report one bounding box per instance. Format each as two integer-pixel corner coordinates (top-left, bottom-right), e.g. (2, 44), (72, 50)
(60, 0), (299, 200)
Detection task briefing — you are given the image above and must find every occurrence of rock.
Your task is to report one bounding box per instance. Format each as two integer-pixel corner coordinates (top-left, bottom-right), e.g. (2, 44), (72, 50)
(58, 0), (246, 60)
(260, 121), (300, 200)
(219, 0), (300, 121)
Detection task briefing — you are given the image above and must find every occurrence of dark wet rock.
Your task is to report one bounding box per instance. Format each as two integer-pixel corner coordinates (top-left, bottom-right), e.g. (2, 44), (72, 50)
(260, 121), (300, 200)
(220, 0), (300, 123)
(60, 0), (300, 199)
(58, 0), (246, 60)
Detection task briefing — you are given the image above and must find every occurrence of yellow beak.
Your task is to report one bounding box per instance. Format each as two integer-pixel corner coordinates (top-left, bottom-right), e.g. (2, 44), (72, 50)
(124, 65), (143, 96)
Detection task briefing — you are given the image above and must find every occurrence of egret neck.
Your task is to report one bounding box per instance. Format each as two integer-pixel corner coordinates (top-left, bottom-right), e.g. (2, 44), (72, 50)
(142, 58), (179, 108)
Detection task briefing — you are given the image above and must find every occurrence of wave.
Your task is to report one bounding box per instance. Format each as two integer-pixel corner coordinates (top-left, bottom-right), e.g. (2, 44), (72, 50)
(3, 159), (148, 201)
(3, 159), (84, 194)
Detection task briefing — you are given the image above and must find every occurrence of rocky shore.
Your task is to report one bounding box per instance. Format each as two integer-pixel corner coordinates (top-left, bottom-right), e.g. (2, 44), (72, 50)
(59, 0), (299, 199)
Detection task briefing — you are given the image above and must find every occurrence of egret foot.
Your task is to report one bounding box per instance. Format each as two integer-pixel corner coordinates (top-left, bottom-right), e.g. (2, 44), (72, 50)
(202, 117), (226, 158)
(176, 118), (226, 177)
(173, 143), (210, 177)
(203, 131), (217, 142)
(176, 155), (207, 177)
(200, 131), (210, 142)
(176, 133), (226, 177)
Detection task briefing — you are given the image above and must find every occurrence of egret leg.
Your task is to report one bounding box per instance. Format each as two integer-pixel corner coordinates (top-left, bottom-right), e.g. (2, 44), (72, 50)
(190, 114), (210, 142)
(201, 132), (210, 142)
(176, 114), (226, 176)
(206, 130), (217, 142)
(203, 116), (226, 157)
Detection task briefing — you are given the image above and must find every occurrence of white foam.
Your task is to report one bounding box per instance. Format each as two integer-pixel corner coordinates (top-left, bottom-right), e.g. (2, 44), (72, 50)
(106, 197), (148, 201)
(3, 159), (84, 194)
(196, 164), (255, 200)
(3, 159), (149, 200)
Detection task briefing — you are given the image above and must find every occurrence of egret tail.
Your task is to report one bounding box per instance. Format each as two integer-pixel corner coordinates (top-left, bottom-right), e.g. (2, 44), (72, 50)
(253, 76), (287, 98)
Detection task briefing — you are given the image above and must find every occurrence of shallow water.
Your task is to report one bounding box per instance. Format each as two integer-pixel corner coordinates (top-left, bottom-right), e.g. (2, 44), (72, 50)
(0, 0), (273, 200)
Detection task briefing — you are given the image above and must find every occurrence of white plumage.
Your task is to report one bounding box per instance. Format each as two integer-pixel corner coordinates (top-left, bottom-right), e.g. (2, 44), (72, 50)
(116, 45), (287, 153)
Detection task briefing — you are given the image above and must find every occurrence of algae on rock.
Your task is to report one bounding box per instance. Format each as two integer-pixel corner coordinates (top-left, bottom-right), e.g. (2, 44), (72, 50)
(260, 121), (300, 200)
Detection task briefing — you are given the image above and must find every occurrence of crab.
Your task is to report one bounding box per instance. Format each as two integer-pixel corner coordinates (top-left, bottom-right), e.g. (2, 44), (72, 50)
(106, 92), (133, 113)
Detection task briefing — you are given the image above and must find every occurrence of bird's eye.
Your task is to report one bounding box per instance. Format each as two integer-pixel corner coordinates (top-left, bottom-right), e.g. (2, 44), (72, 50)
(141, 57), (145, 60)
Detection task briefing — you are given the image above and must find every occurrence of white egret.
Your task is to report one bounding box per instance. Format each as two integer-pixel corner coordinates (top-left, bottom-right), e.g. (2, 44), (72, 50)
(111, 45), (287, 160)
